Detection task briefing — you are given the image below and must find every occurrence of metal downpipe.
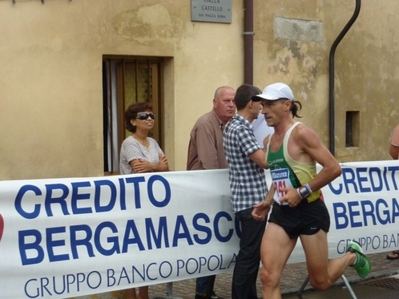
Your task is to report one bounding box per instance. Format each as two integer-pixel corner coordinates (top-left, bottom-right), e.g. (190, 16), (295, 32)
(243, 0), (254, 84)
(329, 0), (361, 155)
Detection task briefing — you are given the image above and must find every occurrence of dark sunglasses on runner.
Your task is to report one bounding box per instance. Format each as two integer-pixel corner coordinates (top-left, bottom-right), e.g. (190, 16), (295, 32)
(136, 112), (155, 120)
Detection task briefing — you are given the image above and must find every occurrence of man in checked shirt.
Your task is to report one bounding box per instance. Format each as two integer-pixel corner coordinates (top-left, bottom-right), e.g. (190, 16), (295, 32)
(223, 84), (271, 299)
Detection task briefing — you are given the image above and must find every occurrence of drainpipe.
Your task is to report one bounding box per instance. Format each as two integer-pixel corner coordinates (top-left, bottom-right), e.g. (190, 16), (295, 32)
(329, 0), (361, 155)
(243, 0), (254, 84)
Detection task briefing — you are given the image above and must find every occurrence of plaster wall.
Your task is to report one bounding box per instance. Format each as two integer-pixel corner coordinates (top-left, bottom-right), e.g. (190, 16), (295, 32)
(1, 0), (399, 181)
(253, 0), (399, 162)
(0, 0), (244, 179)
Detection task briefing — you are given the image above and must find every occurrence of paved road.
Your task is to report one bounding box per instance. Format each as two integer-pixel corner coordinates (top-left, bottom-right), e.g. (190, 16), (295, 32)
(148, 252), (399, 299)
(74, 252), (399, 299)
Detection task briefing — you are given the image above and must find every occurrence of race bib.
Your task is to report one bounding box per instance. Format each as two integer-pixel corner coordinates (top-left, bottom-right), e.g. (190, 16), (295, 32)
(270, 168), (293, 205)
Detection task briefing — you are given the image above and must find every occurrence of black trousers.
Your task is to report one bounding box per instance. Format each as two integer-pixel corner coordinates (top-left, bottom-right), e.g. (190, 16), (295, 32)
(232, 207), (267, 299)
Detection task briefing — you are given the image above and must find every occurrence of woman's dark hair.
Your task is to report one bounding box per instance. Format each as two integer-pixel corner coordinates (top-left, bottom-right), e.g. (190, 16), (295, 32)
(290, 100), (302, 118)
(125, 102), (153, 133)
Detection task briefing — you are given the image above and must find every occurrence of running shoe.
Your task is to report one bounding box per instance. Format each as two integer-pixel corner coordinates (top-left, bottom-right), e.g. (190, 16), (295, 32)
(347, 240), (371, 278)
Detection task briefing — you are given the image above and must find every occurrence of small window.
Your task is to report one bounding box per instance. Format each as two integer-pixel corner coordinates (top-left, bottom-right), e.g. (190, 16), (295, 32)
(102, 56), (164, 174)
(345, 111), (359, 147)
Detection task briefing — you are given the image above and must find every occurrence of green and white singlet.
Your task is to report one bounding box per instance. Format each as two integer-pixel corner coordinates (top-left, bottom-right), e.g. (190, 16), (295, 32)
(266, 122), (320, 204)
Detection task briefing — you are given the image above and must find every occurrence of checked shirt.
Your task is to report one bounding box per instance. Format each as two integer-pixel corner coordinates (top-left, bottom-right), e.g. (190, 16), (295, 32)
(223, 114), (267, 213)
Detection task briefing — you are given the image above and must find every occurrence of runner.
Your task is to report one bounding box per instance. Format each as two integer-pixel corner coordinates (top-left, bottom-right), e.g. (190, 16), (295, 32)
(251, 82), (371, 299)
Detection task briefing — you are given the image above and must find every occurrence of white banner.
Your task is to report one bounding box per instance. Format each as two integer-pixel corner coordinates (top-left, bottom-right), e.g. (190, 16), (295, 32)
(0, 170), (238, 299)
(289, 160), (399, 263)
(0, 161), (398, 298)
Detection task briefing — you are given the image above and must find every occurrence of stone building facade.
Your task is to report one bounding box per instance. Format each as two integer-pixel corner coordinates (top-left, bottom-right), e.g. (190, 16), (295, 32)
(0, 0), (398, 180)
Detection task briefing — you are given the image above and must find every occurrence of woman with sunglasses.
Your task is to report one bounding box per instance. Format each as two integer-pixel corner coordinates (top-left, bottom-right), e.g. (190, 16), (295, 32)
(119, 101), (169, 299)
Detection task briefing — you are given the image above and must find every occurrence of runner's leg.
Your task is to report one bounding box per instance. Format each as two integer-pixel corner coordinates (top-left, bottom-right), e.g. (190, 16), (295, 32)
(300, 231), (356, 291)
(260, 222), (297, 299)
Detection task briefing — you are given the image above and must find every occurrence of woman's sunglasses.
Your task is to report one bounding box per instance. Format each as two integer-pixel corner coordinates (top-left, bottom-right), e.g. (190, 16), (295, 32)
(136, 112), (155, 120)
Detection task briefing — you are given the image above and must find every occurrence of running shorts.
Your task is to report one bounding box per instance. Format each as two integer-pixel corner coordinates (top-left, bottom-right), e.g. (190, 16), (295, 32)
(268, 198), (330, 239)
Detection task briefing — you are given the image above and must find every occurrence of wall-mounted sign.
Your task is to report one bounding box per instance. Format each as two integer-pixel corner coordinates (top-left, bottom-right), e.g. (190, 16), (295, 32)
(191, 0), (231, 24)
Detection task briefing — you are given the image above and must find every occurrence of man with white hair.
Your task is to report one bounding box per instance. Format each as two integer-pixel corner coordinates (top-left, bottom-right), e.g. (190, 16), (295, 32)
(251, 82), (371, 299)
(187, 85), (236, 299)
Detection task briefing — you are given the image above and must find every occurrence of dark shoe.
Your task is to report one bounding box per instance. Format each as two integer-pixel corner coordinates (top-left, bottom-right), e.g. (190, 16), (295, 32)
(211, 291), (224, 299)
(386, 250), (399, 260)
(195, 292), (224, 299)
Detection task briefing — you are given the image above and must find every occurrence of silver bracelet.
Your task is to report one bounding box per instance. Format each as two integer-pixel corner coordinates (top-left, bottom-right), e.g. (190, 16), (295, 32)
(304, 183), (313, 194)
(297, 185), (311, 200)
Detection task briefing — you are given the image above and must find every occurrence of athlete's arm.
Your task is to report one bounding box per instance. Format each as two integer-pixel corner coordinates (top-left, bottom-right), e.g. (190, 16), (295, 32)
(252, 183), (275, 221)
(293, 124), (342, 192)
(279, 125), (341, 207)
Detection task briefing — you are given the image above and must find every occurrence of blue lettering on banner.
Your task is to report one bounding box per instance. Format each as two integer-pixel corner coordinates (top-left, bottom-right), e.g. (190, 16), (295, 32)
(329, 166), (399, 195)
(24, 271), (102, 298)
(23, 254), (237, 298)
(18, 212), (238, 265)
(71, 181), (92, 215)
(192, 213), (212, 244)
(333, 197), (399, 229)
(12, 173), (240, 298)
(336, 233), (399, 253)
(213, 211), (233, 242)
(14, 175), (171, 219)
(145, 217), (170, 249)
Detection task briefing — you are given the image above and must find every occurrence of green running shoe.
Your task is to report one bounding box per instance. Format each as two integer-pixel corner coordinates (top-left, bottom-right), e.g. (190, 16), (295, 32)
(347, 240), (371, 278)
